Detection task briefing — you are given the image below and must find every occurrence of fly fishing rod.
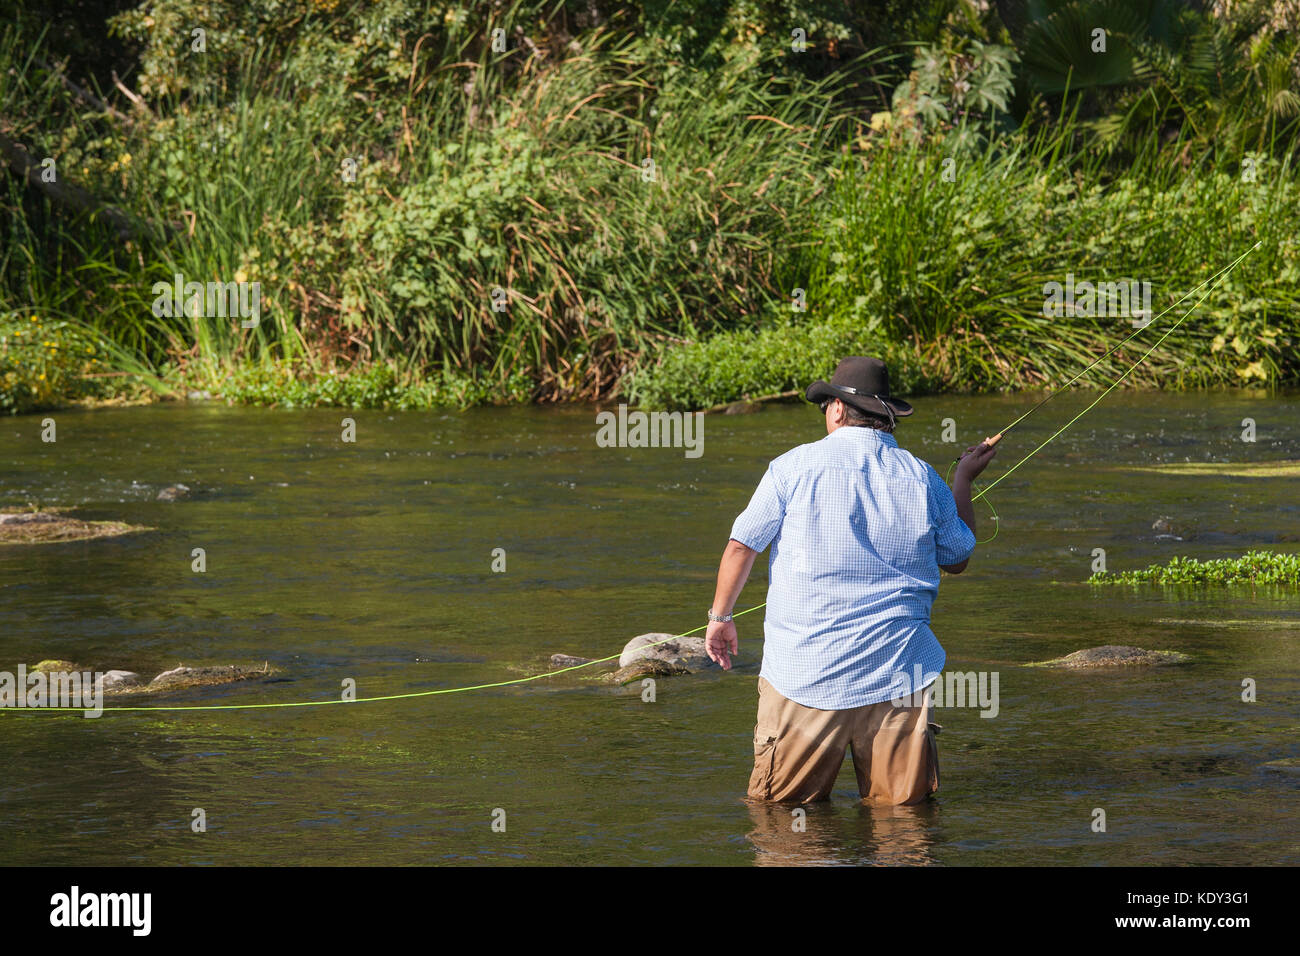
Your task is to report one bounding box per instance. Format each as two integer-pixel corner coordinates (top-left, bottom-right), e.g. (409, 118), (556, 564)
(967, 240), (1262, 501)
(943, 241), (1261, 538)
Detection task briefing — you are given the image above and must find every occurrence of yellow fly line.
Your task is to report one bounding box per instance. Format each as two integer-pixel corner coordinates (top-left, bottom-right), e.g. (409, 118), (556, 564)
(1, 608), (765, 714)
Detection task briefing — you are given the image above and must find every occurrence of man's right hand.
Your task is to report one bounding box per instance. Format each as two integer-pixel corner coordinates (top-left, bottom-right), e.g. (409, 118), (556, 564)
(954, 441), (998, 483)
(705, 619), (739, 671)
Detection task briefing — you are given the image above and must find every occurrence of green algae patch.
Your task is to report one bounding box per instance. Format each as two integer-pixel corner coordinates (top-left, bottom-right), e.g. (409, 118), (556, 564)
(1125, 460), (1300, 478)
(1155, 619), (1300, 630)
(1091, 550), (1300, 587)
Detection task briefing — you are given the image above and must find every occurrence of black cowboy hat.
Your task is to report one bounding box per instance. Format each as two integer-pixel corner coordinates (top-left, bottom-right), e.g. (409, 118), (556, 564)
(805, 356), (914, 420)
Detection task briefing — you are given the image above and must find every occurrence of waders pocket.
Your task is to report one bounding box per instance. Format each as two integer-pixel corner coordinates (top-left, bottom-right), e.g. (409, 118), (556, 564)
(750, 725), (779, 800)
(926, 722), (941, 795)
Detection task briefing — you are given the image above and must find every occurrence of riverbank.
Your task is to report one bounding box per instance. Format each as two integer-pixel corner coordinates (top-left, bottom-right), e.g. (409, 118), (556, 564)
(3, 2), (1298, 415)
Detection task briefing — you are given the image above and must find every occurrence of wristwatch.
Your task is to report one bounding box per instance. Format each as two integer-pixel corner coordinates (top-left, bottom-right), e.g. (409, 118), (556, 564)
(708, 609), (733, 623)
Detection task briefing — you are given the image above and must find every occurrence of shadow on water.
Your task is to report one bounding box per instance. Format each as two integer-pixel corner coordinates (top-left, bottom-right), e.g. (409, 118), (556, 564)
(1, 391), (1297, 864)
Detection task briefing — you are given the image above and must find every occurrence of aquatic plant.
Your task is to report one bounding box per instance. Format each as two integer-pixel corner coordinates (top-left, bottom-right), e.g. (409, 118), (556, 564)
(1090, 549), (1300, 587)
(212, 359), (533, 410)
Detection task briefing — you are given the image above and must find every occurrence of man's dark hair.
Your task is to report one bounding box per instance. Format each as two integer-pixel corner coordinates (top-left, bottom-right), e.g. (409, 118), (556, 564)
(822, 399), (895, 433)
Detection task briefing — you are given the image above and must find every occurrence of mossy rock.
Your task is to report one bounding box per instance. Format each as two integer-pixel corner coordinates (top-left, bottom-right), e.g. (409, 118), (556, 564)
(31, 659), (78, 673)
(0, 509), (149, 545)
(1028, 645), (1191, 668)
(604, 659), (690, 685)
(146, 664), (274, 690)
(618, 633), (712, 671)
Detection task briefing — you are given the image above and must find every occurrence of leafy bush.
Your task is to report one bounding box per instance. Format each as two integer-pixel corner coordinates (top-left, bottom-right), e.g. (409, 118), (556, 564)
(883, 39), (1019, 152)
(1017, 0), (1300, 164)
(254, 30), (836, 398)
(0, 313), (113, 414)
(629, 126), (1300, 408)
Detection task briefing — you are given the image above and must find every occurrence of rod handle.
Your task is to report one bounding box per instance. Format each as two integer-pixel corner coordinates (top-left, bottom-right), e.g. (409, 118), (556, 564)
(983, 432), (1004, 448)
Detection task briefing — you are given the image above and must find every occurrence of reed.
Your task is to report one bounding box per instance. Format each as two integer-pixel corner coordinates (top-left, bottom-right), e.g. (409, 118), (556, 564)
(627, 112), (1300, 409)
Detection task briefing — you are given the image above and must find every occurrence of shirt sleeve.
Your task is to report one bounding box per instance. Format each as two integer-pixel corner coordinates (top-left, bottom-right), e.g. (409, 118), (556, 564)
(927, 464), (976, 566)
(729, 464), (786, 553)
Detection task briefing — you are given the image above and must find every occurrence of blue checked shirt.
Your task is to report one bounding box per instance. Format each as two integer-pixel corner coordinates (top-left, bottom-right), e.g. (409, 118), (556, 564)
(729, 426), (975, 710)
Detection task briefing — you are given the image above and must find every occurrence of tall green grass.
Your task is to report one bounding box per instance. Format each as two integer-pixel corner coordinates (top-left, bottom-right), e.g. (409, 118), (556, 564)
(627, 114), (1300, 409)
(0, 24), (170, 411)
(4, 15), (855, 405)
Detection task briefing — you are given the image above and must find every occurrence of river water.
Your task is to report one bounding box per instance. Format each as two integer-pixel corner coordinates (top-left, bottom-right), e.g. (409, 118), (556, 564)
(2, 392), (1297, 865)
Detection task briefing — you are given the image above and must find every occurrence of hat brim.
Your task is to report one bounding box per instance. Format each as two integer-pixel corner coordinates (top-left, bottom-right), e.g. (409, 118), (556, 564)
(805, 381), (914, 418)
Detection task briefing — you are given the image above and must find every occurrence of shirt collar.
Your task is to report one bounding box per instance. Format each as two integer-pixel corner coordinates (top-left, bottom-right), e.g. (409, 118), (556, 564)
(828, 426), (898, 448)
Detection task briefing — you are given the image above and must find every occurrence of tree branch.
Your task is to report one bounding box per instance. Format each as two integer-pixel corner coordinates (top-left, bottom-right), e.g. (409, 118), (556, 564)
(37, 58), (130, 123)
(0, 122), (166, 242)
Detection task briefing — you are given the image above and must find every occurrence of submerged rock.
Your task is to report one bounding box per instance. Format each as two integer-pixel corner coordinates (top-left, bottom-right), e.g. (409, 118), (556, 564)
(97, 670), (143, 691)
(1030, 645), (1191, 668)
(156, 484), (191, 501)
(18, 661), (271, 695)
(0, 512), (61, 525)
(549, 653), (595, 668)
(618, 633), (713, 672)
(1152, 516), (1187, 541)
(605, 659), (690, 685)
(148, 664), (272, 690)
(26, 661), (139, 693)
(1259, 757), (1300, 775)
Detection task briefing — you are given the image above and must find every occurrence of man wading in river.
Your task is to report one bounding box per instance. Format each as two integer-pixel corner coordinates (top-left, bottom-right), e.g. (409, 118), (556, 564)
(704, 356), (997, 805)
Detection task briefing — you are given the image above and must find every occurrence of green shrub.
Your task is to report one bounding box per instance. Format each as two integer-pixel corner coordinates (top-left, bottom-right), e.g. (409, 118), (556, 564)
(253, 30), (837, 398)
(624, 313), (945, 410)
(0, 312), (114, 414)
